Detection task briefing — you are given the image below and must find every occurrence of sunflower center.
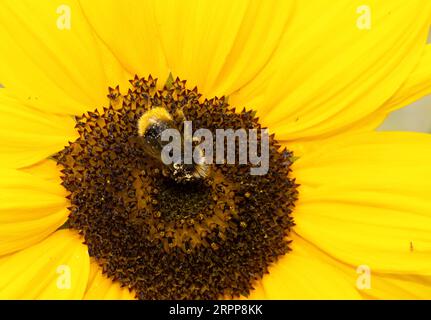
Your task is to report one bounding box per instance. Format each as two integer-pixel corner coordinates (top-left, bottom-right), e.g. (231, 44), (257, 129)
(54, 75), (298, 299)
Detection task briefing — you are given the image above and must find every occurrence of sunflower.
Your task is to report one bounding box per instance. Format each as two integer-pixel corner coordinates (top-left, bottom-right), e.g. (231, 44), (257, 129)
(0, 0), (431, 300)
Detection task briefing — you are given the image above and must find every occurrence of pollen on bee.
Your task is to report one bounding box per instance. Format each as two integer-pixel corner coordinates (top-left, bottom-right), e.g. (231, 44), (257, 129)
(137, 107), (173, 137)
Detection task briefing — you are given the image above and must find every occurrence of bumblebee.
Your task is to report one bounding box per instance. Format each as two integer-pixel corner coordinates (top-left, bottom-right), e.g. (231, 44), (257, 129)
(137, 107), (209, 183)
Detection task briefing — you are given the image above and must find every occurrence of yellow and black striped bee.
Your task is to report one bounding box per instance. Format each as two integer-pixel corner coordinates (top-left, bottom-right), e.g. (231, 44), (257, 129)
(137, 107), (209, 183)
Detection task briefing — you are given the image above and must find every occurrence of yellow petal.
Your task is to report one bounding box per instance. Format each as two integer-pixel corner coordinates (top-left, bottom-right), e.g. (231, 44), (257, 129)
(231, 0), (431, 142)
(0, 92), (77, 168)
(282, 106), (393, 157)
(144, 0), (291, 96)
(78, 1), (168, 84)
(0, 167), (68, 256)
(203, 0), (292, 98)
(80, 0), (291, 96)
(293, 131), (431, 275)
(20, 159), (63, 185)
(0, 229), (90, 299)
(362, 273), (431, 299)
(84, 260), (136, 300)
(0, 0), (129, 115)
(241, 281), (267, 300)
(153, 0), (246, 94)
(383, 45), (431, 112)
(261, 234), (362, 299)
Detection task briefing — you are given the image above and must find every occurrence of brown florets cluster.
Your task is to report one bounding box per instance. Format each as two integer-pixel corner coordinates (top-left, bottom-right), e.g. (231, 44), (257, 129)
(54, 76), (298, 299)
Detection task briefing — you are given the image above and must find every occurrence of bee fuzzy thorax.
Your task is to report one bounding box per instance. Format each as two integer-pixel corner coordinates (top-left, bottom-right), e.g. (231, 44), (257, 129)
(137, 107), (173, 136)
(137, 107), (209, 183)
